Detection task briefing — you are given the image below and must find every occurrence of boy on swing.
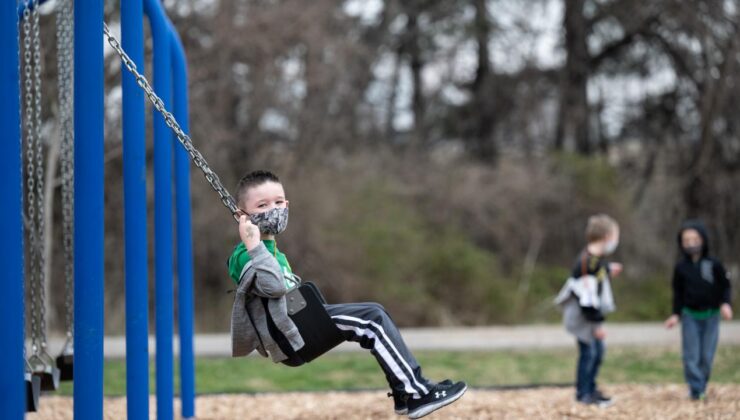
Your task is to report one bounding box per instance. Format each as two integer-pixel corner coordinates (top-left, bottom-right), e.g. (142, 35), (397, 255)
(227, 170), (467, 419)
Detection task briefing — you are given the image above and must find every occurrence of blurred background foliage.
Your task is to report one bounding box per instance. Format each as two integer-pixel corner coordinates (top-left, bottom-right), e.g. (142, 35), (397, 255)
(30, 0), (740, 332)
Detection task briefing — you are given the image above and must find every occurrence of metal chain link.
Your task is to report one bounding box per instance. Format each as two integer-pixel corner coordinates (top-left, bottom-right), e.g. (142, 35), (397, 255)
(31, 0), (49, 350)
(57, 0), (74, 339)
(102, 23), (241, 220)
(22, 0), (41, 355)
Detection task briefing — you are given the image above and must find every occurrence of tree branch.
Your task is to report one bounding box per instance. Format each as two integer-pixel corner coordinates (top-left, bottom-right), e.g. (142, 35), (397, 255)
(647, 30), (700, 87)
(590, 15), (659, 69)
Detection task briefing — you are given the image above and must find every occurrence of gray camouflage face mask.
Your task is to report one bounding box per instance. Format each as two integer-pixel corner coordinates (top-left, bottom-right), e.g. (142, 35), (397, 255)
(249, 207), (289, 235)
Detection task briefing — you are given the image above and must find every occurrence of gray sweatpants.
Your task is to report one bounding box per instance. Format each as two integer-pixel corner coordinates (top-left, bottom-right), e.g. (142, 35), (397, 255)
(325, 302), (432, 398)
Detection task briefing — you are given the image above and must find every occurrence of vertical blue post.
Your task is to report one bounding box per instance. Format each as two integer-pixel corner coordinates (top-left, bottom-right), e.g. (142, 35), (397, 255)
(0, 2), (25, 419)
(144, 0), (174, 418)
(171, 26), (196, 419)
(122, 1), (150, 419)
(75, 0), (105, 418)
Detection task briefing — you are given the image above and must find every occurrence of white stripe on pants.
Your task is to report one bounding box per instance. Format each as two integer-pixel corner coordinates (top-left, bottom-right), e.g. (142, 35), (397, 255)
(325, 302), (430, 398)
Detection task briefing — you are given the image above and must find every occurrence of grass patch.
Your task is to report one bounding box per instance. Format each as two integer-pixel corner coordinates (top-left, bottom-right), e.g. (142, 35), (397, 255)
(53, 345), (740, 396)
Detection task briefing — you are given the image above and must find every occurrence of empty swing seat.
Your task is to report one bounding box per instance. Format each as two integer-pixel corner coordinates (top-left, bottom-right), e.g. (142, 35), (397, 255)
(29, 353), (61, 392)
(56, 347), (74, 381)
(24, 372), (41, 413)
(25, 371), (40, 412)
(35, 365), (61, 391)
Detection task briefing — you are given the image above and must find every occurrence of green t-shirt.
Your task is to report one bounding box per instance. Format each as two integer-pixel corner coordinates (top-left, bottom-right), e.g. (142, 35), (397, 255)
(228, 240), (296, 289)
(683, 307), (720, 320)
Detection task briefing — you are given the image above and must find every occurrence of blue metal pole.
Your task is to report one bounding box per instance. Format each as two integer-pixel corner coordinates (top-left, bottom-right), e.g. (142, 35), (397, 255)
(122, 1), (150, 419)
(144, 0), (174, 418)
(74, 0), (105, 418)
(171, 25), (196, 419)
(0, 3), (25, 419)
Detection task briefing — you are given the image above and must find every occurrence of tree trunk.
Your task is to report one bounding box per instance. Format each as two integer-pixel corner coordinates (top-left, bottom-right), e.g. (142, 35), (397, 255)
(555, 0), (590, 154)
(469, 0), (496, 162)
(685, 33), (738, 216)
(385, 48), (402, 138)
(472, 0), (490, 91)
(406, 11), (425, 146)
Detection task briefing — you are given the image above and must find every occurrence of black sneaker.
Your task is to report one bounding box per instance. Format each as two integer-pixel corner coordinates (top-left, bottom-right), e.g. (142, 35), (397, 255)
(577, 394), (597, 405)
(389, 380), (453, 415)
(594, 389), (613, 405)
(690, 392), (707, 402)
(407, 381), (467, 419)
(389, 391), (409, 415)
(577, 393), (612, 408)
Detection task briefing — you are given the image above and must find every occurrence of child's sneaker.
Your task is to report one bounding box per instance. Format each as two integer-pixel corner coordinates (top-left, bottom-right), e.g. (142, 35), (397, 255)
(594, 389), (613, 405)
(577, 394), (597, 405)
(406, 381), (467, 419)
(577, 393), (612, 408)
(690, 392), (707, 402)
(389, 391), (408, 415)
(389, 380), (453, 415)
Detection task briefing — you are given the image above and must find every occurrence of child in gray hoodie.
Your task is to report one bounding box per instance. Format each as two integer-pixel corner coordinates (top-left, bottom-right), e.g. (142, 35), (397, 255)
(555, 214), (622, 407)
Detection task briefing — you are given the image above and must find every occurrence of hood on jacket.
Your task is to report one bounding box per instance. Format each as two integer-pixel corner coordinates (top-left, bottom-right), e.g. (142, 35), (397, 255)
(677, 219), (710, 258)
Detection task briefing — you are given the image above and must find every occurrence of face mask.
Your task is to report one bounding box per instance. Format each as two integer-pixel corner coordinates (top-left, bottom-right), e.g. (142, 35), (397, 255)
(684, 245), (702, 256)
(249, 207), (289, 235)
(604, 239), (619, 255)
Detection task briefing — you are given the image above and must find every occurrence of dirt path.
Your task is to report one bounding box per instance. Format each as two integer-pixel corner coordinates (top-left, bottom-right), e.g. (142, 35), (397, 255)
(42, 321), (740, 358)
(28, 384), (740, 419)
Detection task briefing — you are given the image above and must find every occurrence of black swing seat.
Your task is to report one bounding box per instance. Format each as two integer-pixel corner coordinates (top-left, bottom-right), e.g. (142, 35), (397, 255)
(25, 372), (40, 413)
(29, 353), (61, 392)
(35, 364), (61, 391)
(279, 282), (344, 366)
(56, 347), (74, 381)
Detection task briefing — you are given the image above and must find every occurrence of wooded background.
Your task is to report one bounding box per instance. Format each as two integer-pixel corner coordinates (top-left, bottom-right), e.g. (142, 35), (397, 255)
(29, 0), (740, 333)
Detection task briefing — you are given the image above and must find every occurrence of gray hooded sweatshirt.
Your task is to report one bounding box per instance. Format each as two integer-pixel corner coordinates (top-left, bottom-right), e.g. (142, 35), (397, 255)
(230, 242), (305, 362)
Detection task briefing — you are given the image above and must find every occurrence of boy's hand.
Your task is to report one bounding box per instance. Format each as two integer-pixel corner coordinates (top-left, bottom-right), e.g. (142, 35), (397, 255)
(239, 215), (261, 250)
(721, 303), (733, 321)
(608, 262), (623, 278)
(664, 314), (680, 329)
(593, 326), (606, 340)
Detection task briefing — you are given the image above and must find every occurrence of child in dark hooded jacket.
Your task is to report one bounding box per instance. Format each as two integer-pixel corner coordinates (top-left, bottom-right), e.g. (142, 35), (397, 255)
(664, 220), (733, 401)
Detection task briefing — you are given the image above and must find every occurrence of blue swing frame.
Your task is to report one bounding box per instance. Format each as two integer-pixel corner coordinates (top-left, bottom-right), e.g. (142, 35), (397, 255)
(0, 1), (196, 418)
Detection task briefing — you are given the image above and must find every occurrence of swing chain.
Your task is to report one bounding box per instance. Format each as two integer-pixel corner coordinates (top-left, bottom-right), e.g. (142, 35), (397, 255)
(22, 0), (42, 354)
(31, 0), (49, 349)
(57, 0), (75, 339)
(102, 23), (240, 220)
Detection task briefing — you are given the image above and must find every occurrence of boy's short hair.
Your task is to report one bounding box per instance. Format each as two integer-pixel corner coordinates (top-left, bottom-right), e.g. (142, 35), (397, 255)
(236, 170), (281, 205)
(585, 214), (618, 243)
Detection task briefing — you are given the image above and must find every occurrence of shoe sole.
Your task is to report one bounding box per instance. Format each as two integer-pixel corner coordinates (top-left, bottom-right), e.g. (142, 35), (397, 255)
(395, 408), (408, 415)
(576, 400), (614, 408)
(407, 385), (467, 419)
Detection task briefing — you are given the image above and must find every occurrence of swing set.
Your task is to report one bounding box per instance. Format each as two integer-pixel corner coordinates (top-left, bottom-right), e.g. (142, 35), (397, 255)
(2, 1), (345, 419)
(2, 1), (198, 418)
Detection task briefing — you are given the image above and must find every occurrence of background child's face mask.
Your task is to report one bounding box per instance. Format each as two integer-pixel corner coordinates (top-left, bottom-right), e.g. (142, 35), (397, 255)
(683, 245), (702, 256)
(250, 207), (289, 235)
(604, 239), (619, 255)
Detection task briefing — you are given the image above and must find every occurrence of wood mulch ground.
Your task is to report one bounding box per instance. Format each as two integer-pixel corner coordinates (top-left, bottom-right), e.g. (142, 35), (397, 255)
(28, 384), (739, 419)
